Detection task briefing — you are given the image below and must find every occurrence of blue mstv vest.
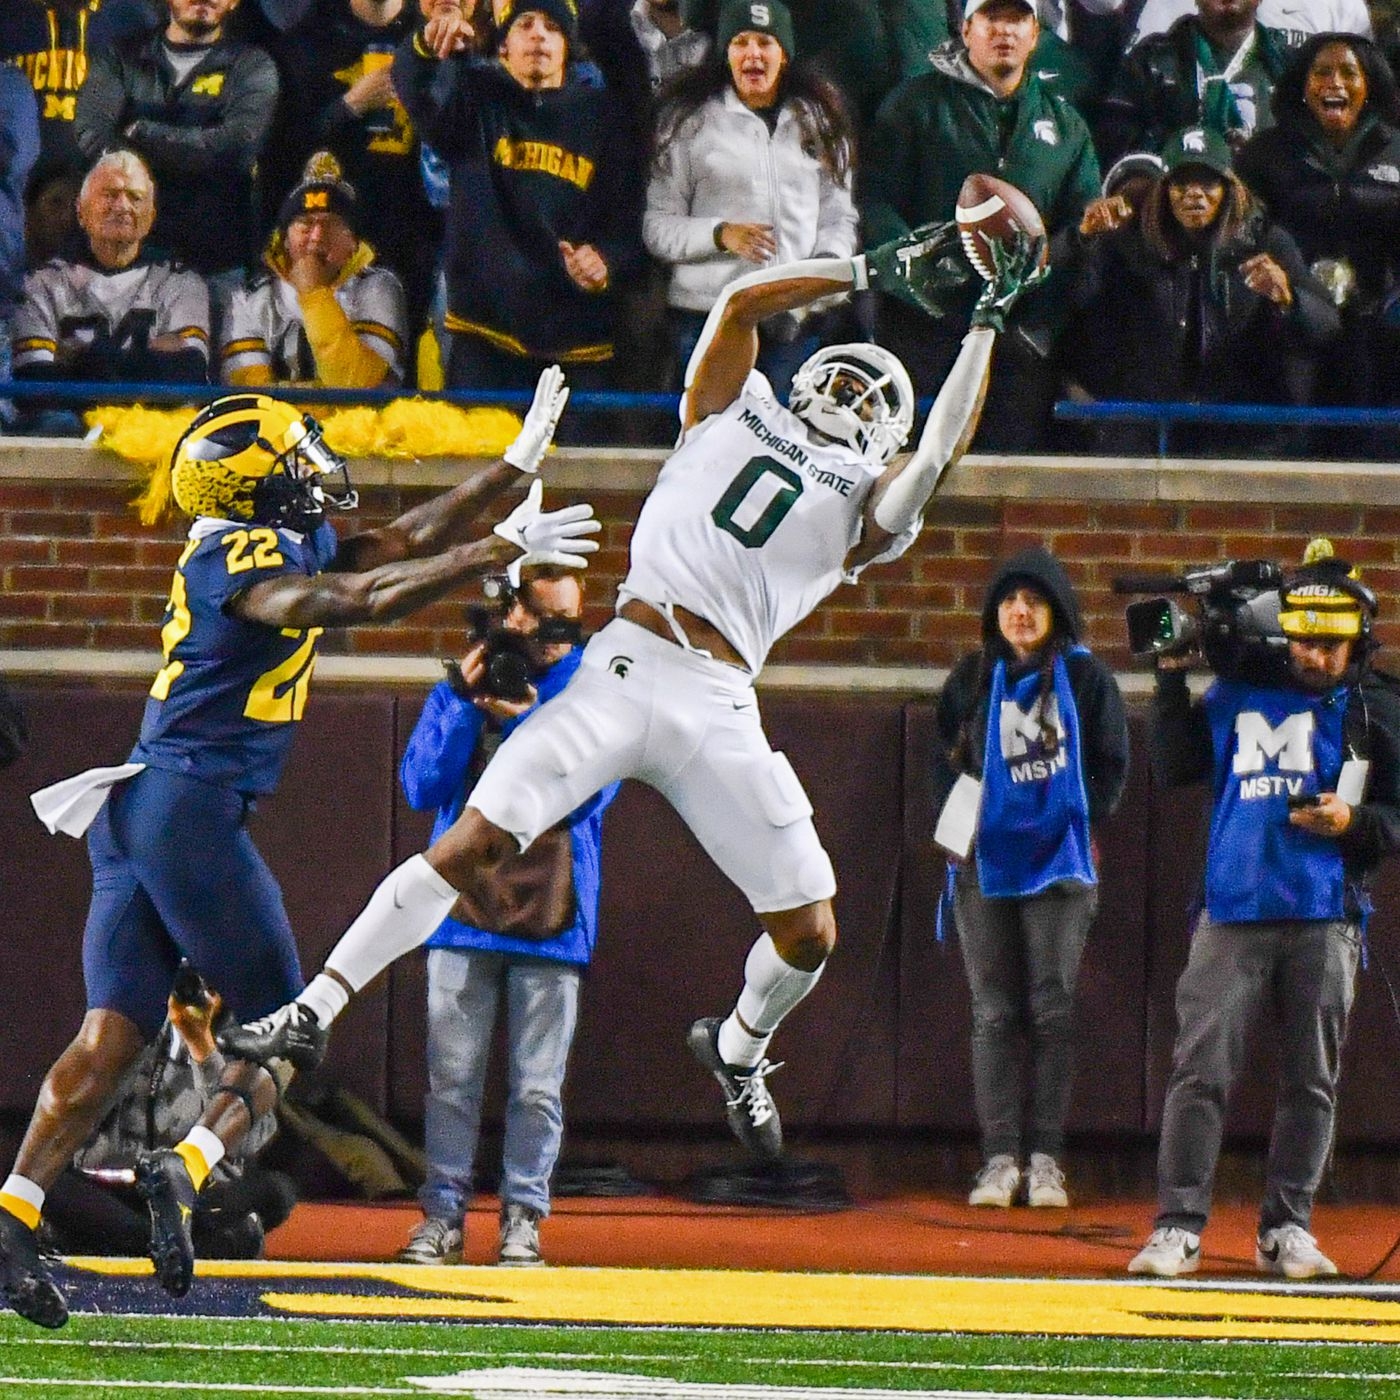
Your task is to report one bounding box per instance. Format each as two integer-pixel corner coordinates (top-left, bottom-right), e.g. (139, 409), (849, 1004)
(1204, 678), (1348, 922)
(976, 648), (1097, 898)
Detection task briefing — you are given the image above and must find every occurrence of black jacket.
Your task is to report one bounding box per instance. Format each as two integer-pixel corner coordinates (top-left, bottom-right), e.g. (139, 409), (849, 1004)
(393, 39), (643, 363)
(75, 27), (278, 275)
(1151, 665), (1400, 880)
(932, 548), (1130, 828)
(1062, 210), (1339, 403)
(1236, 113), (1400, 314)
(1097, 16), (1304, 166)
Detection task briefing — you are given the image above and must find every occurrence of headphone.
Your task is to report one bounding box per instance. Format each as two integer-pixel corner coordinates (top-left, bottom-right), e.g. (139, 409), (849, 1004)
(1280, 557), (1379, 656)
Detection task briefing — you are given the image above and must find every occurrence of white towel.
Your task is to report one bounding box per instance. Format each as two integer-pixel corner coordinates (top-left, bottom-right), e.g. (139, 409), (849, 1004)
(30, 762), (146, 838)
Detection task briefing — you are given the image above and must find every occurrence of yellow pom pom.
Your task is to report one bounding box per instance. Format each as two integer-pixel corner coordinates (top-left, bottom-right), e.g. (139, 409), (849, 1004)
(376, 398), (522, 459)
(1302, 537), (1335, 565)
(321, 406), (383, 459)
(86, 405), (201, 526)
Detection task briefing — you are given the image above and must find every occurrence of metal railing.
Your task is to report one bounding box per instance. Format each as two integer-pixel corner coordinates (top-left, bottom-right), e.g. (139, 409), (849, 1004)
(1054, 398), (1400, 458)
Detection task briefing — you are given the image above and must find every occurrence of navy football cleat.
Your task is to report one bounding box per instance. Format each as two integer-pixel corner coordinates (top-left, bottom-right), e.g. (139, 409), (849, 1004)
(136, 1149), (198, 1297)
(0, 1208), (68, 1328)
(687, 1017), (784, 1161)
(217, 1001), (328, 1071)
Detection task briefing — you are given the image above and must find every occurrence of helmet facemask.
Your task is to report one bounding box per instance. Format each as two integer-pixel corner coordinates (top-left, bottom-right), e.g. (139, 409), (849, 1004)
(250, 418), (357, 533)
(788, 345), (914, 466)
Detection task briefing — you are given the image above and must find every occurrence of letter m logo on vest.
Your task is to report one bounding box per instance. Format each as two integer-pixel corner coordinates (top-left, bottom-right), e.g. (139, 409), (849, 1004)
(998, 695), (1060, 758)
(192, 73), (226, 97)
(1232, 710), (1314, 775)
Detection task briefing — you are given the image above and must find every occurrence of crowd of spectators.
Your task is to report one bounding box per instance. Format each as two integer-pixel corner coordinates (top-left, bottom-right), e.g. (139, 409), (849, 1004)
(3, 0), (1400, 449)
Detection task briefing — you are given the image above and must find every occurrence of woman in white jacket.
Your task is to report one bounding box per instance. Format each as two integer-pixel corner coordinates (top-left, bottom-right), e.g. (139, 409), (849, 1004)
(644, 0), (858, 397)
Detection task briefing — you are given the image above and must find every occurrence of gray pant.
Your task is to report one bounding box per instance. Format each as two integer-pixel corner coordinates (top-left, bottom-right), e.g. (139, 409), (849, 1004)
(954, 870), (1098, 1158)
(419, 947), (581, 1222)
(1155, 913), (1360, 1235)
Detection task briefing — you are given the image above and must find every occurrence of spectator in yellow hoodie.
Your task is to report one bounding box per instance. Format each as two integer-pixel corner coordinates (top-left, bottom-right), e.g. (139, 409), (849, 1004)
(220, 150), (408, 388)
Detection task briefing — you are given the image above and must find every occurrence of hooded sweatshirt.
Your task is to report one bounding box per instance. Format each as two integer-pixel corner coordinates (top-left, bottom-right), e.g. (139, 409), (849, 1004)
(932, 547), (1129, 831)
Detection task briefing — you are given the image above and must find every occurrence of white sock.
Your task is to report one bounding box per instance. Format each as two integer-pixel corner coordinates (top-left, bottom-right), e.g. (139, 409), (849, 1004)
(0, 1173), (45, 1229)
(718, 933), (825, 1068)
(296, 973), (350, 1028)
(321, 854), (459, 994)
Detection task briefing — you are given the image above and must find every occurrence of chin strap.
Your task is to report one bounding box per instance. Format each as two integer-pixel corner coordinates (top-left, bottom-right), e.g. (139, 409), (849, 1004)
(872, 327), (994, 536)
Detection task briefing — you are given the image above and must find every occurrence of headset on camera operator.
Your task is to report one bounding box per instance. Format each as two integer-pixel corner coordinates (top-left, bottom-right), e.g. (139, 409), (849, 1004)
(398, 565), (619, 1267)
(1128, 540), (1400, 1282)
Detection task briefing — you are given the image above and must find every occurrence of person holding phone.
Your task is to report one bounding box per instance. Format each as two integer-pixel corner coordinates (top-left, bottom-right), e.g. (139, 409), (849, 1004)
(1129, 544), (1400, 1280)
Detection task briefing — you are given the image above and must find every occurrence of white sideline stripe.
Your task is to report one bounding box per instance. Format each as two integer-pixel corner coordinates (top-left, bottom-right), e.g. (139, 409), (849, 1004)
(21, 1338), (1398, 1385)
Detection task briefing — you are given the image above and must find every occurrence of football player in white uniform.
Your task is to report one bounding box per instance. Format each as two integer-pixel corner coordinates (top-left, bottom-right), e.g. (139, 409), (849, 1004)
(221, 221), (1047, 1164)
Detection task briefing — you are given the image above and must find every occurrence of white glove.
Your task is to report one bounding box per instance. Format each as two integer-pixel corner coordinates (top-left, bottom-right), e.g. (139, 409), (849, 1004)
(502, 364), (569, 473)
(493, 478), (601, 586)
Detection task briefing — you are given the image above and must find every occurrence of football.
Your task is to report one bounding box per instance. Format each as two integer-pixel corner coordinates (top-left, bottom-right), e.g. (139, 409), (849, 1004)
(955, 173), (1048, 282)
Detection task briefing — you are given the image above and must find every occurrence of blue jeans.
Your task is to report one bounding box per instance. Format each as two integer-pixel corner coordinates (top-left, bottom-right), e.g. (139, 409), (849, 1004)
(668, 308), (818, 402)
(419, 947), (581, 1221)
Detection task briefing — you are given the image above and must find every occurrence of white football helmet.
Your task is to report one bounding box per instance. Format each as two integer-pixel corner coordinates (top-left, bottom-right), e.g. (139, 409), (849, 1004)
(787, 343), (915, 466)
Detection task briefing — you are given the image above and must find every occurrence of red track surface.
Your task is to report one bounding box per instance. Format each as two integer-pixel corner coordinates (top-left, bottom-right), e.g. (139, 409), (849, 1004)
(266, 1195), (1400, 1280)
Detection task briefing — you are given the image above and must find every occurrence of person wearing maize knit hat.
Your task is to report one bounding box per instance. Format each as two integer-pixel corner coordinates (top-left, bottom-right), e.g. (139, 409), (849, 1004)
(1130, 538), (1400, 1280)
(220, 151), (409, 388)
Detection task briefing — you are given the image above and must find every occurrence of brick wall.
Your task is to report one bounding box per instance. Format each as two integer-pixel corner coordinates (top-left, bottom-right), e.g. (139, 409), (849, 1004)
(2, 470), (1398, 670)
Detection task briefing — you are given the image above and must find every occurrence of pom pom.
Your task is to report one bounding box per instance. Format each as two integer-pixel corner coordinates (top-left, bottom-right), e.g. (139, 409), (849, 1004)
(86, 405), (201, 526)
(1302, 537), (1335, 565)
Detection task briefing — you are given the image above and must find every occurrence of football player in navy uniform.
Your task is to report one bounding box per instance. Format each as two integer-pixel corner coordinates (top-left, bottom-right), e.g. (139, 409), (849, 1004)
(0, 373), (599, 1328)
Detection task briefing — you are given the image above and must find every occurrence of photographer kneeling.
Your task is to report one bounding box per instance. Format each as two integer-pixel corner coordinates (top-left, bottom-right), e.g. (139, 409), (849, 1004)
(1130, 549), (1400, 1280)
(397, 567), (618, 1268)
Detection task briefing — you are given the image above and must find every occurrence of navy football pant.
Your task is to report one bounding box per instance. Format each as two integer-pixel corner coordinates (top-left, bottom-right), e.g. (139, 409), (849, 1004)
(83, 767), (304, 1039)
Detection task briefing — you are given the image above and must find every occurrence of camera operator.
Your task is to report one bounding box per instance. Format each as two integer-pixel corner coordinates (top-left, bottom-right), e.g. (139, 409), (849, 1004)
(1129, 548), (1400, 1280)
(396, 566), (618, 1268)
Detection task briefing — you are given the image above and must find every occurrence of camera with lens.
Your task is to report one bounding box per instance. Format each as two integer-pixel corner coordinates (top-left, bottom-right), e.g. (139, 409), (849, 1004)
(1115, 559), (1290, 686)
(446, 580), (583, 703)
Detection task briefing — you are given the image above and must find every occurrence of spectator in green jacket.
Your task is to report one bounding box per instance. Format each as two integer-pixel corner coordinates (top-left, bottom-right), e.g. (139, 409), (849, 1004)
(861, 0), (1099, 450)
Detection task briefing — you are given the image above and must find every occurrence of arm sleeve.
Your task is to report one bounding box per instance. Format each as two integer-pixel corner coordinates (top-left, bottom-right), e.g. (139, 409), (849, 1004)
(74, 49), (129, 163)
(931, 655), (982, 812)
(860, 85), (918, 247)
(1073, 654), (1131, 824)
(643, 129), (718, 265)
(127, 49), (279, 174)
(813, 164), (859, 260)
(399, 682), (488, 811)
(299, 284), (398, 388)
(1268, 226), (1342, 346)
(1148, 668), (1213, 788)
(392, 31), (470, 155)
(11, 271), (59, 373)
(1338, 683), (1400, 870)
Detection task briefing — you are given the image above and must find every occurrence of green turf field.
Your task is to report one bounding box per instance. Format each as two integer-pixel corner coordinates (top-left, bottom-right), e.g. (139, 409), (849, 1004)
(4, 1313), (1400, 1399)
(4, 1262), (1400, 1400)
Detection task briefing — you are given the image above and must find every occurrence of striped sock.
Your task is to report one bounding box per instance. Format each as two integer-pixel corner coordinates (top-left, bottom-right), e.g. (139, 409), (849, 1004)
(0, 1174), (45, 1231)
(173, 1127), (225, 1192)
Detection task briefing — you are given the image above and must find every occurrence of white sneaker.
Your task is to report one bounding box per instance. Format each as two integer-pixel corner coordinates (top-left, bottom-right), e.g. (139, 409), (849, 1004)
(498, 1203), (544, 1267)
(396, 1217), (463, 1265)
(1128, 1226), (1201, 1277)
(968, 1154), (1021, 1207)
(1025, 1153), (1068, 1208)
(1256, 1224), (1337, 1280)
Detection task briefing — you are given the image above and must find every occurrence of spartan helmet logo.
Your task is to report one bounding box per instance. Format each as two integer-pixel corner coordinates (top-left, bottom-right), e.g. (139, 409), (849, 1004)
(1182, 129), (1208, 153)
(608, 655), (633, 678)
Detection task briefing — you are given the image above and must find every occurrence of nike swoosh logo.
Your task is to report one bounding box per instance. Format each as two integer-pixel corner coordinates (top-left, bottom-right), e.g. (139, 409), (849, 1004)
(731, 701), (752, 711)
